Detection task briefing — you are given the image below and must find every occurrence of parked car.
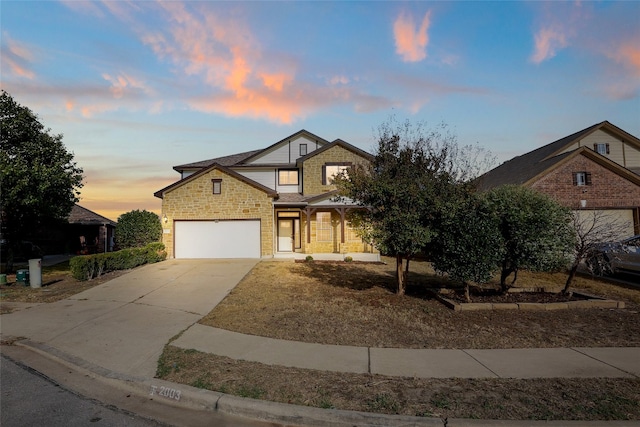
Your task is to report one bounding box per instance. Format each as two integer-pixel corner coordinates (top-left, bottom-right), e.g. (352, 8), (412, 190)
(587, 235), (640, 276)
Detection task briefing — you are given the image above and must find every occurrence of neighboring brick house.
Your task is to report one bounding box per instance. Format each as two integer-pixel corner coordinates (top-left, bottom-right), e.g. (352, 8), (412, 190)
(478, 121), (640, 237)
(154, 130), (378, 259)
(67, 204), (117, 254)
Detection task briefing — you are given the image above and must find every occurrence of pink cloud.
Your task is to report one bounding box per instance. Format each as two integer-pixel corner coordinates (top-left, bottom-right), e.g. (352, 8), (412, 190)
(530, 27), (568, 64)
(608, 42), (640, 78)
(393, 10), (432, 63)
(102, 73), (151, 99)
(1, 34), (36, 79)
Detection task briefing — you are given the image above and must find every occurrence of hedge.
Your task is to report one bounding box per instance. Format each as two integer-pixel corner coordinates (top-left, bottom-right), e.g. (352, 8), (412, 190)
(70, 242), (167, 281)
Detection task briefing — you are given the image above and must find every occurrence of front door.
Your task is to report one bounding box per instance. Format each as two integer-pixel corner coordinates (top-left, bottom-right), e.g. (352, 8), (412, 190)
(278, 219), (293, 252)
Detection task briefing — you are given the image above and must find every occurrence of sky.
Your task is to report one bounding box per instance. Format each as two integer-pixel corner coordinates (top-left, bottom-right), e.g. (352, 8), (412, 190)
(1, 1), (639, 221)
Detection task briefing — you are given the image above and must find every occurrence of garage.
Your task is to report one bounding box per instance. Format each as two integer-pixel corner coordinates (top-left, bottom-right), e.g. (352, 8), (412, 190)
(573, 209), (637, 240)
(174, 220), (261, 258)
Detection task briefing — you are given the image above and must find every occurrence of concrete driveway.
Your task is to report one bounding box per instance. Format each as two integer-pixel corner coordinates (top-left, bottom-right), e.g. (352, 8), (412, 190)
(0, 259), (258, 378)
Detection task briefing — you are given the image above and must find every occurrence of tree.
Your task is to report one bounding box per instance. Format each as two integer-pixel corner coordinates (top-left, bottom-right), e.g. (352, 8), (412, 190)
(564, 210), (631, 293)
(484, 185), (575, 292)
(431, 194), (504, 302)
(335, 118), (493, 295)
(115, 210), (162, 249)
(1, 91), (83, 270)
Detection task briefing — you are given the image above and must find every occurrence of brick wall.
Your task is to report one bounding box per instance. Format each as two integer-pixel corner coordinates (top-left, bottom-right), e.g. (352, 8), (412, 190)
(161, 168), (274, 258)
(531, 155), (640, 209)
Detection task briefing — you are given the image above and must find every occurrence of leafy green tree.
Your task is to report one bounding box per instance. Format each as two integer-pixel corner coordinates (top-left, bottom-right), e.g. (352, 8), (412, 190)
(431, 194), (504, 301)
(1, 90), (83, 270)
(115, 209), (162, 249)
(335, 118), (492, 295)
(484, 185), (575, 292)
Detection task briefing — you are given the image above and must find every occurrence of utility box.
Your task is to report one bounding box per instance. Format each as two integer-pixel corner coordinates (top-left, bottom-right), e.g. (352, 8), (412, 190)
(28, 258), (42, 288)
(16, 269), (29, 286)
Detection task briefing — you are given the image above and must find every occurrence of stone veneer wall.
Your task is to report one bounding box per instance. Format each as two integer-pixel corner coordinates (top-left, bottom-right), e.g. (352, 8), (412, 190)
(302, 146), (370, 195)
(301, 211), (375, 254)
(530, 155), (640, 209)
(160, 169), (274, 258)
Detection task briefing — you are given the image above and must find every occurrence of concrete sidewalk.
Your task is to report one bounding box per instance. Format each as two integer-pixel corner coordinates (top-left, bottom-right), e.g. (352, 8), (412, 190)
(172, 324), (640, 379)
(2, 258), (639, 427)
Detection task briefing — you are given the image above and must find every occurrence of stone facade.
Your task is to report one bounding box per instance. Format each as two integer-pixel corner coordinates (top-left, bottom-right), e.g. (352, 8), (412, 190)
(530, 155), (640, 209)
(161, 168), (274, 258)
(302, 146), (370, 195)
(301, 210), (374, 254)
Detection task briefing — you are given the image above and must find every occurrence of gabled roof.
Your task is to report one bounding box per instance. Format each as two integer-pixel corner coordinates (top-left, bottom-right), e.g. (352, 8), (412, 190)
(296, 138), (374, 165)
(239, 129), (331, 165)
(154, 163), (278, 199)
(173, 149), (262, 172)
(68, 204), (117, 226)
(477, 121), (640, 191)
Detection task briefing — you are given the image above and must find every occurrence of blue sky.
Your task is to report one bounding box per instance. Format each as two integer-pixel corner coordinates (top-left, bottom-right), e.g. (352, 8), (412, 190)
(2, 1), (639, 220)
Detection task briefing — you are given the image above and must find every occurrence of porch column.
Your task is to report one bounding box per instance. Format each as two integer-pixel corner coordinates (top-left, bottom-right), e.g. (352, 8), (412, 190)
(304, 207), (317, 244)
(333, 207), (347, 244)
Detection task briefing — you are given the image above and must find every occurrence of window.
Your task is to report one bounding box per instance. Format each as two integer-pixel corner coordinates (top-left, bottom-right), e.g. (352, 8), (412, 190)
(316, 212), (332, 241)
(299, 144), (307, 156)
(346, 222), (361, 241)
(322, 163), (351, 185)
(278, 169), (299, 185)
(573, 172), (592, 186)
(593, 143), (610, 155)
(212, 179), (222, 194)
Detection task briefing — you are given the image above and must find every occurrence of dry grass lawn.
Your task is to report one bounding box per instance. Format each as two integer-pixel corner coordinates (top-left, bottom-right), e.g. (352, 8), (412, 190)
(200, 259), (640, 349)
(157, 259), (640, 421)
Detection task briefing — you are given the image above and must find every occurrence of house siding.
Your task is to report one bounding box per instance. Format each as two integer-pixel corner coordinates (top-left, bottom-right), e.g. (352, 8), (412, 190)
(530, 154), (640, 209)
(161, 168), (274, 258)
(247, 135), (321, 164)
(302, 146), (370, 195)
(558, 129), (640, 170)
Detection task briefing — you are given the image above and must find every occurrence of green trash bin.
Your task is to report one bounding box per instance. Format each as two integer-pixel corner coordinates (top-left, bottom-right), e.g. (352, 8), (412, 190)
(16, 269), (29, 286)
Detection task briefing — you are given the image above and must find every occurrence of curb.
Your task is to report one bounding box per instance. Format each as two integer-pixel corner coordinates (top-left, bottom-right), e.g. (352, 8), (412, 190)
(6, 339), (640, 427)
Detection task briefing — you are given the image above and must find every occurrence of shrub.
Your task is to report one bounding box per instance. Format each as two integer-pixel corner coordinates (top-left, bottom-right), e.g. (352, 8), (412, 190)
(305, 255), (314, 262)
(70, 243), (167, 281)
(344, 256), (353, 262)
(115, 209), (162, 249)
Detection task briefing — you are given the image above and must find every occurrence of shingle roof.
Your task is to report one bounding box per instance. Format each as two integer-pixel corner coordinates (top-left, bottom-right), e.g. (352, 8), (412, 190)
(173, 149), (262, 171)
(476, 121), (640, 191)
(68, 205), (117, 226)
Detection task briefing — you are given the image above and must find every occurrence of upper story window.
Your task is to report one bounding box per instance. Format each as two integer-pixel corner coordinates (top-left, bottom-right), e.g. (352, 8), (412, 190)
(278, 169), (299, 185)
(594, 143), (610, 155)
(212, 179), (222, 194)
(323, 162), (351, 185)
(299, 144), (307, 156)
(573, 171), (592, 186)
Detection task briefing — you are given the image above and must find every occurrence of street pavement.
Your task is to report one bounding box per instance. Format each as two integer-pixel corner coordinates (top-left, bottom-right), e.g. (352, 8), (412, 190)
(1, 258), (639, 427)
(1, 354), (165, 427)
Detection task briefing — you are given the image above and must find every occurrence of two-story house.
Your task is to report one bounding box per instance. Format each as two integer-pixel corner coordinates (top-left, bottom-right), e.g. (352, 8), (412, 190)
(154, 130), (378, 259)
(477, 121), (640, 237)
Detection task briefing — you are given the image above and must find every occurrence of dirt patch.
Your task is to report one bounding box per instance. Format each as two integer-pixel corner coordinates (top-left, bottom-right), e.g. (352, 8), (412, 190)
(157, 346), (640, 421)
(0, 268), (127, 312)
(200, 259), (640, 349)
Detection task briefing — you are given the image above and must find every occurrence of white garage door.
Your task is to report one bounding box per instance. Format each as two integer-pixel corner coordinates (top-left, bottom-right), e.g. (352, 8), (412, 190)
(174, 220), (261, 258)
(573, 209), (635, 240)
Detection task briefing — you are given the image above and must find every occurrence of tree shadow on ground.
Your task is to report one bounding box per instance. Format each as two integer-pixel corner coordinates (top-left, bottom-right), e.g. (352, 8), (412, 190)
(296, 261), (396, 292)
(296, 261), (459, 300)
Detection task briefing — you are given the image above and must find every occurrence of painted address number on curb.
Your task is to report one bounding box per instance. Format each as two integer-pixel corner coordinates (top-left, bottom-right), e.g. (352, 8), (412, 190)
(150, 385), (181, 401)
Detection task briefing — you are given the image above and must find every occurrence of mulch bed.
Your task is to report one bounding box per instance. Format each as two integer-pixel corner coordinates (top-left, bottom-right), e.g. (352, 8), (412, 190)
(446, 290), (590, 304)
